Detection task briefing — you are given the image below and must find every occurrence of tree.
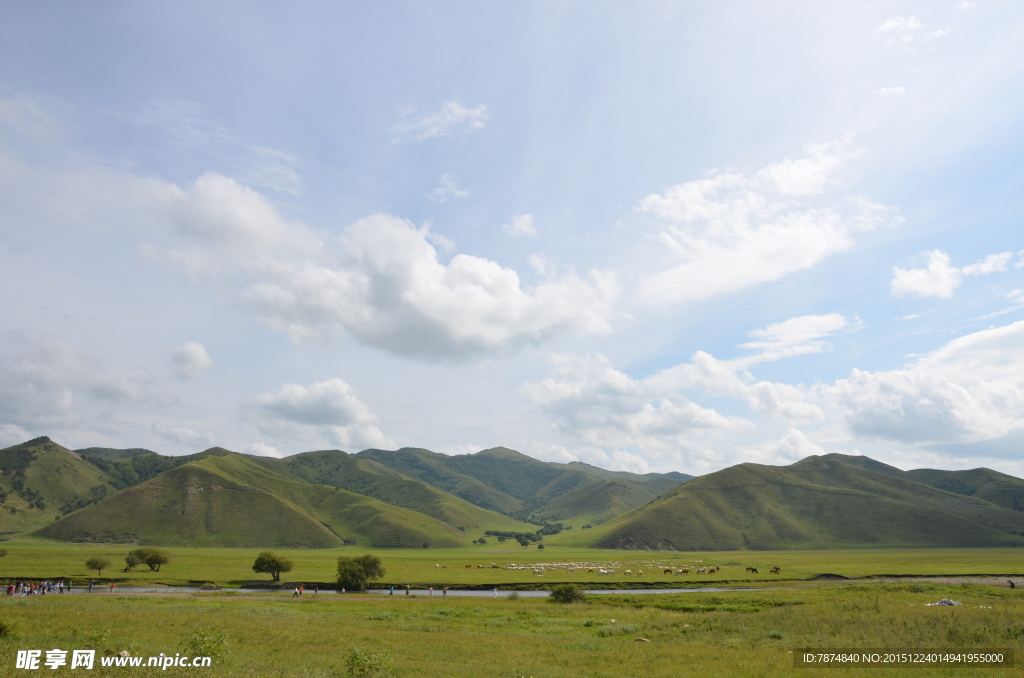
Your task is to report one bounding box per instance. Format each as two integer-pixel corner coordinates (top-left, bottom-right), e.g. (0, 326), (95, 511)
(127, 547), (170, 572)
(86, 557), (111, 576)
(336, 554), (385, 591)
(252, 551), (293, 581)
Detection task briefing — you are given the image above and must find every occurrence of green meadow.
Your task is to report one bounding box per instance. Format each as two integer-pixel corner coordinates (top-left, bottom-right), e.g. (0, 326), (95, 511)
(2, 544), (1024, 676)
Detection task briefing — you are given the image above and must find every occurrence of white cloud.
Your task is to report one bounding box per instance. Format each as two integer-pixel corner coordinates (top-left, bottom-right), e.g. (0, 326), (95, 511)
(876, 86), (907, 98)
(876, 15), (926, 48)
(891, 250), (1013, 298)
(151, 421), (216, 449)
(242, 441), (282, 458)
(502, 214), (538, 238)
(637, 139), (899, 305)
(171, 342), (213, 380)
(735, 313), (853, 367)
(0, 338), (152, 428)
(0, 424), (31, 448)
(521, 353), (752, 461)
(827, 320), (1024, 445)
(962, 251), (1013, 276)
(427, 173), (469, 203)
(237, 214), (618, 359)
(244, 378), (391, 450)
(394, 101), (488, 141)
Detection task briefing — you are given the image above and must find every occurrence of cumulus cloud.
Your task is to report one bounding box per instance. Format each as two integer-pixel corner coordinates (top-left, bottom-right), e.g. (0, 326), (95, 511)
(891, 250), (1013, 298)
(171, 342), (213, 380)
(394, 101), (489, 141)
(502, 214), (538, 238)
(0, 337), (152, 428)
(637, 138), (899, 305)
(826, 320), (1024, 445)
(239, 214), (617, 359)
(244, 378), (391, 449)
(428, 173), (469, 203)
(151, 421), (216, 449)
(521, 354), (752, 462)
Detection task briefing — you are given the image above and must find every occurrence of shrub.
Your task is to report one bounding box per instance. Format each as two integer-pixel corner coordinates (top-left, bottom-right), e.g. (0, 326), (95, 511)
(181, 628), (227, 658)
(345, 647), (390, 677)
(549, 584), (586, 604)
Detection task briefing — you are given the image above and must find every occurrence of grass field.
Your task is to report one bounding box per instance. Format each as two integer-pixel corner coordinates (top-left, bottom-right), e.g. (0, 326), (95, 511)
(1, 580), (1022, 676)
(2, 544), (1023, 676)
(3, 541), (1024, 588)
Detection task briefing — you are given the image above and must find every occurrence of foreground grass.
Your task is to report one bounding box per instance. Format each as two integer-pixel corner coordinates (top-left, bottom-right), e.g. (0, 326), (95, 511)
(3, 542), (1024, 588)
(1, 581), (1022, 676)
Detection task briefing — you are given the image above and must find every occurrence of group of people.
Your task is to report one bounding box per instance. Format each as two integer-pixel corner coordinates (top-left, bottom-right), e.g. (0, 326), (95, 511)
(6, 580), (72, 596)
(291, 585), (319, 597)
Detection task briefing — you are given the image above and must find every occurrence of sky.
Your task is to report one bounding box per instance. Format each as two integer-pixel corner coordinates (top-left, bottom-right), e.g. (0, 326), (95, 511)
(1, 1), (1023, 476)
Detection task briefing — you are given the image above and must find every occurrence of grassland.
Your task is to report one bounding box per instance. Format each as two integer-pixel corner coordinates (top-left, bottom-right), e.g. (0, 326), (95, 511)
(1, 574), (1022, 676)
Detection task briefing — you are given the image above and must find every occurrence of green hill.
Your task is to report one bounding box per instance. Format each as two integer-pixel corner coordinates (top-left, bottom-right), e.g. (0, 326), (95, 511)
(34, 452), (472, 548)
(0, 437), (117, 537)
(277, 449), (535, 533)
(904, 468), (1024, 513)
(564, 456), (1024, 551)
(357, 446), (691, 521)
(77, 447), (156, 461)
(532, 479), (660, 526)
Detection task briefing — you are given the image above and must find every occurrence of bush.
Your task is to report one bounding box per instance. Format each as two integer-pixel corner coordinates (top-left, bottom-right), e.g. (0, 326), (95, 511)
(549, 584), (586, 604)
(181, 628), (227, 658)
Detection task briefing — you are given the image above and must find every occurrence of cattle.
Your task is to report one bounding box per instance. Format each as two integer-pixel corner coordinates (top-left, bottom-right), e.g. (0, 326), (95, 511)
(465, 564), (472, 569)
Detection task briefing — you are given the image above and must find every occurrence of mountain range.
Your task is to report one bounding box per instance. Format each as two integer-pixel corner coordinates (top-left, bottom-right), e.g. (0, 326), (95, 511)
(3, 437), (1024, 550)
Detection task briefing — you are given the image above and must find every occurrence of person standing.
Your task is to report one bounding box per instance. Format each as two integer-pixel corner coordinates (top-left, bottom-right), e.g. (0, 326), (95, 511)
(88, 580), (94, 593)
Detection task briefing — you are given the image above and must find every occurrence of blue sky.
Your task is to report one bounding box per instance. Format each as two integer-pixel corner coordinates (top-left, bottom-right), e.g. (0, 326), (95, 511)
(1, 1), (1022, 476)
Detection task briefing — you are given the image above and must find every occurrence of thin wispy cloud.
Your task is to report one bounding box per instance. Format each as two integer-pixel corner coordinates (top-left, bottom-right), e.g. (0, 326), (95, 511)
(394, 101), (488, 141)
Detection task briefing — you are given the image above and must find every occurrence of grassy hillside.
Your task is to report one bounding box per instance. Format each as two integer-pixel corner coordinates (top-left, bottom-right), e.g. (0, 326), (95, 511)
(564, 457), (1024, 550)
(76, 446), (156, 461)
(278, 449), (534, 533)
(33, 452), (473, 548)
(532, 479), (660, 526)
(904, 467), (1024, 513)
(0, 437), (117, 537)
(358, 446), (691, 521)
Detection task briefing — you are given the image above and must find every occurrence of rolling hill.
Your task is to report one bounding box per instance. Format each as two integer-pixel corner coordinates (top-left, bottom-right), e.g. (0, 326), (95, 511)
(564, 455), (1024, 550)
(357, 446), (693, 523)
(35, 451), (471, 548)
(0, 437), (117, 536)
(276, 449), (535, 533)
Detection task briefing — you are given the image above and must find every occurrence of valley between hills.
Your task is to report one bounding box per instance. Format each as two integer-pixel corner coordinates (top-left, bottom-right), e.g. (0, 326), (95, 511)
(3, 436), (1024, 551)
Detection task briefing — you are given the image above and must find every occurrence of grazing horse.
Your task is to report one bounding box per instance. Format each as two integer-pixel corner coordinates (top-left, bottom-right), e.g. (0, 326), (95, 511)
(637, 569), (643, 576)
(677, 568), (689, 575)
(697, 567), (706, 574)
(750, 567), (758, 574)
(770, 567), (781, 574)
(465, 564), (471, 569)
(663, 568), (673, 575)
(624, 570), (632, 576)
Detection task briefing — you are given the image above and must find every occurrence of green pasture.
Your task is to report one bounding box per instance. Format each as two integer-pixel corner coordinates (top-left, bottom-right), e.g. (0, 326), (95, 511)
(1, 580), (1023, 676)
(2, 542), (1024, 588)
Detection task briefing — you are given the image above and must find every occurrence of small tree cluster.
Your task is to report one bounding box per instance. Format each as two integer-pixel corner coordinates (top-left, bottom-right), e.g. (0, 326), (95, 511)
(336, 554), (385, 591)
(252, 551), (293, 581)
(125, 547), (171, 572)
